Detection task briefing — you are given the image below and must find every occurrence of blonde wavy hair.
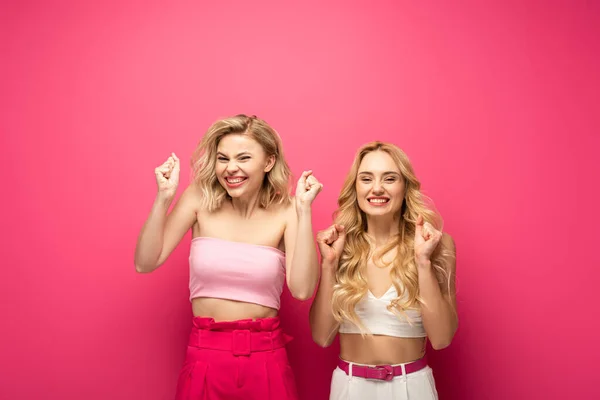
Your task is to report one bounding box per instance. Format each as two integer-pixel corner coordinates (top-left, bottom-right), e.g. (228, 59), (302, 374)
(191, 114), (292, 212)
(332, 141), (455, 334)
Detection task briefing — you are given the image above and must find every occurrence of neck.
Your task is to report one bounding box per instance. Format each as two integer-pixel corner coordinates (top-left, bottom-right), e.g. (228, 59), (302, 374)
(365, 214), (400, 247)
(230, 192), (261, 218)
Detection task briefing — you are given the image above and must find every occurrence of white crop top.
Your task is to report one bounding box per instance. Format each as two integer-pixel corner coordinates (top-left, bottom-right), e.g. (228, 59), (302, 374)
(338, 285), (427, 338)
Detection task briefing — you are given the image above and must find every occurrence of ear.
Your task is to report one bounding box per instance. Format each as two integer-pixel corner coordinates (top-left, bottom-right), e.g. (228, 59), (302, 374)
(264, 154), (276, 173)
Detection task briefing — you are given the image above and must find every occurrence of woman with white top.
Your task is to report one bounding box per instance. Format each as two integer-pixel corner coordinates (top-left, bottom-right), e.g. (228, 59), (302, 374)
(309, 141), (457, 400)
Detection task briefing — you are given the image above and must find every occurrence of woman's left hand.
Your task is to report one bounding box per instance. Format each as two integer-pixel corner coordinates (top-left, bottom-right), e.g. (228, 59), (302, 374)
(414, 215), (443, 265)
(295, 170), (323, 210)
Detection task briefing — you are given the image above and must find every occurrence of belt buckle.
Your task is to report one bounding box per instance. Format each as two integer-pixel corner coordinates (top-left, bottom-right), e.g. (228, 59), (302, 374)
(368, 365), (394, 381)
(232, 330), (251, 356)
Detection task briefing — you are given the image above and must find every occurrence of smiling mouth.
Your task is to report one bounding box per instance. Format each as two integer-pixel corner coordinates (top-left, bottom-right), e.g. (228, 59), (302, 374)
(367, 197), (389, 205)
(225, 177), (247, 187)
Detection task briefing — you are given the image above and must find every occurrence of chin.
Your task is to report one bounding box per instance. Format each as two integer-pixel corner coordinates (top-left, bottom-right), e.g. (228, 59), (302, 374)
(223, 183), (260, 199)
(361, 205), (402, 219)
(225, 188), (244, 198)
(365, 210), (389, 217)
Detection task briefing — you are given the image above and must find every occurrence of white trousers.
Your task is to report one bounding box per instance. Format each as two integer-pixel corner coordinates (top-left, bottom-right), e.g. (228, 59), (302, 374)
(329, 361), (439, 400)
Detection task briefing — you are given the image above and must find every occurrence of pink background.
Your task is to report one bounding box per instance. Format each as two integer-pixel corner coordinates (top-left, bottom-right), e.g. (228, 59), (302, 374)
(2, 1), (599, 399)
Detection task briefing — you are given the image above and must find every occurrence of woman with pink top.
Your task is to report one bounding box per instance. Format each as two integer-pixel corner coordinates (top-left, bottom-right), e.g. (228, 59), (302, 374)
(134, 114), (322, 400)
(310, 142), (457, 400)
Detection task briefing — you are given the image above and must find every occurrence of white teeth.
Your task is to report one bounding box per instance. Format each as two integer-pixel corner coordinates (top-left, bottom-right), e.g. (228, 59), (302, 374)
(227, 178), (244, 183)
(369, 199), (388, 203)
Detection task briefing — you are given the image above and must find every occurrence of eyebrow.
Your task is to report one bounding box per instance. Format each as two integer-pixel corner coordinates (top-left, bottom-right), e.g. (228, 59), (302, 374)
(357, 171), (401, 176)
(216, 151), (251, 157)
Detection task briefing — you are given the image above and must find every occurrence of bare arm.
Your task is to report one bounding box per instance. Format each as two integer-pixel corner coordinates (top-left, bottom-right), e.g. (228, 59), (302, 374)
(133, 153), (197, 273)
(309, 261), (340, 347)
(309, 224), (346, 347)
(134, 184), (198, 273)
(418, 233), (458, 349)
(284, 201), (320, 300)
(283, 171), (323, 300)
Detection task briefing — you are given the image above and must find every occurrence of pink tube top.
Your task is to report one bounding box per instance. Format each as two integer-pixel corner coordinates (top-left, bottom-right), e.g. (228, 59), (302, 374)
(189, 237), (286, 310)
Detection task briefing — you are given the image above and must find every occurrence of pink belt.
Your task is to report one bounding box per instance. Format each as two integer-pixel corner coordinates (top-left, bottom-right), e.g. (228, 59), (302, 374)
(188, 317), (293, 356)
(338, 356), (428, 381)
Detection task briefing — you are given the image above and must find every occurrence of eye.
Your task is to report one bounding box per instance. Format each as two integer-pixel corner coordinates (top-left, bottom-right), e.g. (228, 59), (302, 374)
(360, 177), (372, 183)
(385, 177), (397, 183)
(239, 156), (251, 161)
(217, 156), (228, 162)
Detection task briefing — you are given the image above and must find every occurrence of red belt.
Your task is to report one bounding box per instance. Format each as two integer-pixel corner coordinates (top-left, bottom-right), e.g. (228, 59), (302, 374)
(338, 356), (428, 381)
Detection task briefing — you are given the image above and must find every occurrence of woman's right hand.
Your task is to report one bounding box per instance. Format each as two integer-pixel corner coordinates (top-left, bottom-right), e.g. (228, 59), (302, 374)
(316, 224), (346, 268)
(154, 153), (180, 200)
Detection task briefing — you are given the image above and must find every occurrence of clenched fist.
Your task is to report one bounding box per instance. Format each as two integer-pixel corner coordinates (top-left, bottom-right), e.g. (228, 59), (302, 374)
(414, 215), (442, 266)
(316, 224), (346, 267)
(295, 170), (323, 210)
(155, 152), (180, 200)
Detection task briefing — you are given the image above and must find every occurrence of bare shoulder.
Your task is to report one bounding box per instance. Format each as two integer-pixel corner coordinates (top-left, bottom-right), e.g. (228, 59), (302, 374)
(272, 197), (295, 220)
(178, 182), (202, 212)
(181, 181), (201, 199)
(277, 198), (296, 244)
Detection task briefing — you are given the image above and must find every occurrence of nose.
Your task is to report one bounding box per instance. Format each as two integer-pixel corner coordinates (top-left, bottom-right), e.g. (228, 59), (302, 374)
(372, 180), (384, 195)
(226, 160), (239, 174)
